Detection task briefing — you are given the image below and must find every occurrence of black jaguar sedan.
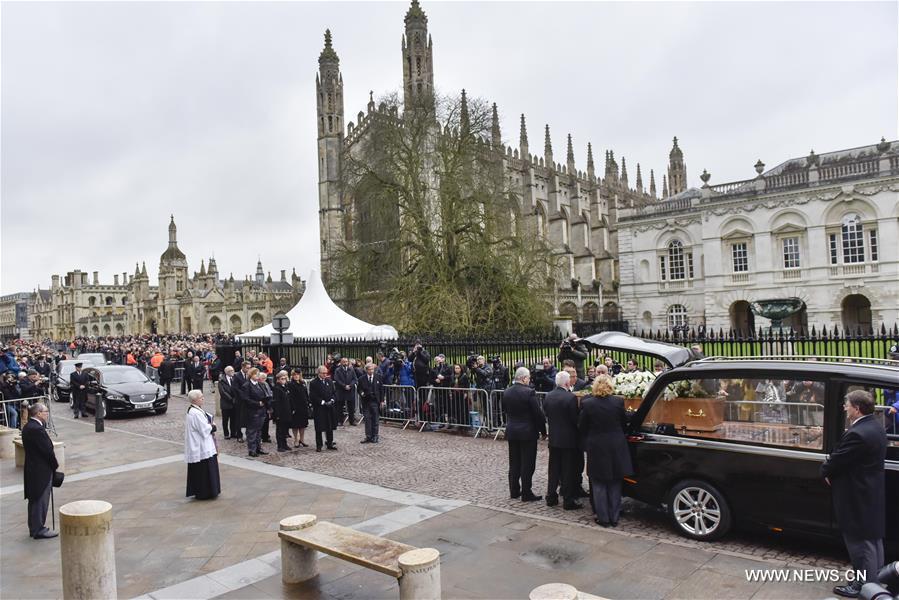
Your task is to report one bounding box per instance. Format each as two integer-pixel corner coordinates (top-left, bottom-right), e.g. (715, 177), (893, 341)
(82, 365), (169, 415)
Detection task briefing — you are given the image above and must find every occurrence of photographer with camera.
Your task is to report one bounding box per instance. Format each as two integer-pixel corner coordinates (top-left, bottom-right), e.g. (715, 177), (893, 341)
(490, 356), (510, 391)
(385, 350), (415, 420)
(557, 335), (589, 380)
(532, 357), (557, 393)
(410, 341), (431, 389)
(468, 355), (494, 392)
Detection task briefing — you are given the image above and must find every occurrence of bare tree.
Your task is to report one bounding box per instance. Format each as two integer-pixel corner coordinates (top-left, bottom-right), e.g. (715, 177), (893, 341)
(335, 90), (558, 334)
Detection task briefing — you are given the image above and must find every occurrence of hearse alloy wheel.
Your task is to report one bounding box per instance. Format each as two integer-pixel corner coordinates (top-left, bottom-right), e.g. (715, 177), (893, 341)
(668, 479), (732, 541)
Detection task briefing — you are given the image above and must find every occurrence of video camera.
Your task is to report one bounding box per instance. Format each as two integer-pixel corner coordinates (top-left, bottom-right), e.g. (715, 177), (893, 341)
(466, 354), (479, 370)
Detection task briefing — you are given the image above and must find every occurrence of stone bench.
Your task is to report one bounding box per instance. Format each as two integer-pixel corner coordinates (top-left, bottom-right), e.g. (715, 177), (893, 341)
(12, 436), (66, 472)
(278, 514), (440, 600)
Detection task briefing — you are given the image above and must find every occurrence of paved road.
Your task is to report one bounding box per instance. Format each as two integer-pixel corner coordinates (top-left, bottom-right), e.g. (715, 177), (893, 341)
(87, 386), (850, 570)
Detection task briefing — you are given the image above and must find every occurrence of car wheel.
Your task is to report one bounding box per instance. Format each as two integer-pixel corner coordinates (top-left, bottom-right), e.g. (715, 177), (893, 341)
(156, 405), (168, 415)
(667, 479), (732, 541)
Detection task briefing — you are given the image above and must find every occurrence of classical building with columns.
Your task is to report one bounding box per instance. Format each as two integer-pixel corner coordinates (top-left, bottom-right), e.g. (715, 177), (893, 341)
(29, 217), (304, 339)
(617, 140), (899, 334)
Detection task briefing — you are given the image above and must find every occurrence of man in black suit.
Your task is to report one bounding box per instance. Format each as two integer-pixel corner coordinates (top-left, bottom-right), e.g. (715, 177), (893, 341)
(410, 342), (431, 388)
(158, 354), (176, 398)
(22, 402), (59, 539)
(503, 367), (547, 502)
(309, 366), (337, 451)
(542, 371), (582, 510)
(186, 356), (205, 394)
(334, 357), (358, 426)
(822, 389), (887, 598)
(358, 363), (383, 443)
(231, 361), (252, 442)
(69, 362), (90, 418)
(218, 366), (238, 439)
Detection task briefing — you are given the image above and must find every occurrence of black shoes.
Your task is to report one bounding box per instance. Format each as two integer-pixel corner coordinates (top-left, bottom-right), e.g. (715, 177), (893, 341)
(326, 444), (337, 451)
(510, 492), (521, 499)
(361, 439), (371, 444)
(371, 437), (379, 443)
(262, 438), (272, 443)
(576, 488), (590, 498)
(563, 501), (583, 511)
(832, 584), (862, 598)
(33, 530), (58, 539)
(546, 496), (559, 507)
(521, 493), (542, 502)
(248, 452), (258, 457)
(257, 449), (269, 455)
(277, 447), (290, 452)
(316, 447), (322, 452)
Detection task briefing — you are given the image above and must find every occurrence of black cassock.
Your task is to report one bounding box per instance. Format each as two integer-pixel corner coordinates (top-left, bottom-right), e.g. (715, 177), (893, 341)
(186, 455), (221, 500)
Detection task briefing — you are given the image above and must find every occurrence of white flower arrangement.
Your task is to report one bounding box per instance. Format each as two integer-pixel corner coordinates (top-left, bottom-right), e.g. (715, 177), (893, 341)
(613, 370), (656, 399)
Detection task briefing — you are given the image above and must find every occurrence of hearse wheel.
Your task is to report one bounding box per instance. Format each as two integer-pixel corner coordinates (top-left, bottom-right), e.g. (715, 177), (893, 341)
(667, 479), (732, 541)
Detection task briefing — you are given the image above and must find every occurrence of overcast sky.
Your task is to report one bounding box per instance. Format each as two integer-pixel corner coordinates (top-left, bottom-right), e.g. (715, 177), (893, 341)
(2, 1), (896, 295)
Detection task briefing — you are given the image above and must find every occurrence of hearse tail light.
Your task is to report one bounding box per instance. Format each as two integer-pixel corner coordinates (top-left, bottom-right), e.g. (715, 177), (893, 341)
(769, 527), (783, 533)
(623, 477), (637, 485)
(627, 434), (645, 442)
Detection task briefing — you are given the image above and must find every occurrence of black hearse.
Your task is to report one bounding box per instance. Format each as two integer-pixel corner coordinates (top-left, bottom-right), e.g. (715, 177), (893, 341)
(82, 365), (169, 415)
(585, 332), (898, 559)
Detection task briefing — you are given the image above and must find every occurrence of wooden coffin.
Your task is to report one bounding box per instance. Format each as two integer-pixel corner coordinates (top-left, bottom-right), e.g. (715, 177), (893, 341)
(657, 397), (725, 432)
(624, 397), (644, 413)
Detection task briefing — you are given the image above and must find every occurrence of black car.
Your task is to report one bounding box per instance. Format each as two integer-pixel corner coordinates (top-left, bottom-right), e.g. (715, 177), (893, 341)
(585, 332), (899, 559)
(51, 359), (83, 403)
(82, 365), (169, 415)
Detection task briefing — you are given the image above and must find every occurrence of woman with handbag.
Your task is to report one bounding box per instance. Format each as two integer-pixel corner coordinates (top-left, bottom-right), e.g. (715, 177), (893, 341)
(184, 390), (221, 500)
(287, 369), (310, 448)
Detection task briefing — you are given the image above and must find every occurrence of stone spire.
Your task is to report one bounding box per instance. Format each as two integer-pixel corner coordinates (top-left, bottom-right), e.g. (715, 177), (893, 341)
(662, 174), (669, 198)
(605, 150), (619, 180)
(586, 143), (595, 178)
(544, 125), (553, 167)
(199, 259), (206, 277)
(491, 102), (501, 148)
(316, 29), (343, 138)
(668, 136), (687, 195)
(402, 0), (435, 111)
(140, 262), (148, 278)
(519, 114), (529, 160)
(635, 163), (643, 194)
(620, 156), (629, 188)
(566, 134), (575, 174)
(255, 258), (264, 285)
(208, 256), (217, 276)
(459, 89), (470, 137)
(134, 263), (140, 278)
(649, 169), (657, 198)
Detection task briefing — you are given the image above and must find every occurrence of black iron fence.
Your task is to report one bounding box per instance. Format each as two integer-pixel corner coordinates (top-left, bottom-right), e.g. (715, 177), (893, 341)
(219, 324), (898, 378)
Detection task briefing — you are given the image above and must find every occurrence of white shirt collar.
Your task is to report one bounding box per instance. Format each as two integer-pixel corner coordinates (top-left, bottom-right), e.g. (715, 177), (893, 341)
(850, 413), (870, 426)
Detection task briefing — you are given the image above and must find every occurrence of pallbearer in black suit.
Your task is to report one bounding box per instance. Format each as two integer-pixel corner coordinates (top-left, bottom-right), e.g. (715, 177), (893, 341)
(218, 366), (238, 439)
(69, 362), (90, 418)
(822, 389), (887, 598)
(502, 367), (547, 502)
(334, 357), (358, 426)
(22, 402), (59, 539)
(309, 366), (337, 452)
(186, 356), (205, 394)
(542, 371), (583, 510)
(578, 374), (632, 528)
(358, 363), (383, 443)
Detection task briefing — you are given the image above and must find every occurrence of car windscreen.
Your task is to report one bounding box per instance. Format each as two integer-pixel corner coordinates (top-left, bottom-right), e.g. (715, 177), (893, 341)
(58, 365), (78, 378)
(102, 369), (150, 385)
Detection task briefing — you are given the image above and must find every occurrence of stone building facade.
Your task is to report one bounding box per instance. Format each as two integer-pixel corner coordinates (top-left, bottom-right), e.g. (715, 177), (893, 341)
(617, 140), (899, 333)
(29, 217), (304, 340)
(0, 292), (33, 341)
(316, 0), (685, 324)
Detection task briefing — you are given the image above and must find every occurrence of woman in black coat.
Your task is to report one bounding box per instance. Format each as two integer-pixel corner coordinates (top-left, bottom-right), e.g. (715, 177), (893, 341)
(449, 364), (470, 428)
(578, 374), (633, 527)
(271, 371), (292, 452)
(287, 369), (310, 448)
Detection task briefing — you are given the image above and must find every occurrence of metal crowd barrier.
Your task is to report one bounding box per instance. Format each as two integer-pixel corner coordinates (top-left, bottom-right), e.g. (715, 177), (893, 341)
(1, 394), (56, 435)
(380, 384), (418, 429)
(874, 405), (899, 436)
(174, 367), (184, 382)
(488, 389), (548, 441)
(724, 401), (824, 427)
(416, 386), (489, 435)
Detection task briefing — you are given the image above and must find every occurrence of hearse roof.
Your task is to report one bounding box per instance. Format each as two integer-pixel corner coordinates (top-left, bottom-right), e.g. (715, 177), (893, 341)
(680, 358), (899, 384)
(583, 331), (697, 368)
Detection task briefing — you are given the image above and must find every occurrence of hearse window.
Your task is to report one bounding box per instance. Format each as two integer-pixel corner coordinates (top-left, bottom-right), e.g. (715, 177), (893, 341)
(640, 377), (824, 451)
(843, 384), (899, 461)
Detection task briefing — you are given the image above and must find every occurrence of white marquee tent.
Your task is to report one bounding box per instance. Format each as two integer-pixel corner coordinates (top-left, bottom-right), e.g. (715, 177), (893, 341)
(236, 270), (398, 341)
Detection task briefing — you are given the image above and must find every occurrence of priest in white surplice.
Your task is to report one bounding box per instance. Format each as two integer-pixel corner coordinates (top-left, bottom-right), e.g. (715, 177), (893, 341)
(184, 389), (221, 500)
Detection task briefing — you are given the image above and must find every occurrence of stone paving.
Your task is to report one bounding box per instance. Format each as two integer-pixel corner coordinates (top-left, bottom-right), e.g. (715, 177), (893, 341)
(105, 388), (851, 569)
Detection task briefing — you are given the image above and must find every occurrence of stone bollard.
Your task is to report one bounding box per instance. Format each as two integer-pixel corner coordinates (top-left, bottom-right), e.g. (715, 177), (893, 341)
(14, 436), (24, 467)
(280, 514), (318, 584)
(529, 583), (579, 600)
(60, 500), (117, 600)
(0, 426), (16, 459)
(398, 548), (441, 600)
